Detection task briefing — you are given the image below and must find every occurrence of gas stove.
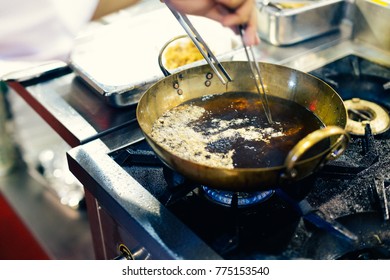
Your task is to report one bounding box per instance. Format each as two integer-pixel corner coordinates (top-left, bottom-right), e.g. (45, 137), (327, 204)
(65, 0), (390, 260)
(67, 51), (390, 260)
(108, 61), (390, 258)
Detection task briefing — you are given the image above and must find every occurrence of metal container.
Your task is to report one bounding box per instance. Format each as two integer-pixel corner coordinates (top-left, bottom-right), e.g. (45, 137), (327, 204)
(256, 0), (346, 46)
(353, 0), (390, 51)
(70, 7), (239, 108)
(137, 61), (349, 191)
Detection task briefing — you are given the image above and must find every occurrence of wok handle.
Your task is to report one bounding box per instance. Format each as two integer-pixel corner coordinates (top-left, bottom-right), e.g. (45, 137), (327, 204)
(158, 35), (189, 77)
(283, 125), (350, 179)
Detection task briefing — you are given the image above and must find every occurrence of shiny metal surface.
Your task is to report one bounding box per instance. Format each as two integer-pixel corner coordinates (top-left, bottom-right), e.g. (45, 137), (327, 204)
(256, 0), (347, 46)
(240, 26), (274, 124)
(137, 61), (347, 191)
(7, 72), (139, 148)
(67, 138), (221, 259)
(166, 4), (233, 85)
(280, 39), (390, 72)
(344, 99), (390, 135)
(354, 0), (390, 51)
(283, 126), (350, 177)
(2, 60), (68, 83)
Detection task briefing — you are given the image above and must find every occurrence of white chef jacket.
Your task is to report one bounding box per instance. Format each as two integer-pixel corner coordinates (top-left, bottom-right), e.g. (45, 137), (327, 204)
(0, 0), (98, 75)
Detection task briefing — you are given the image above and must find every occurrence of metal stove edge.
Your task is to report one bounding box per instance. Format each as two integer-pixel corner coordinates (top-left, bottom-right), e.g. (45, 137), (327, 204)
(67, 138), (222, 260)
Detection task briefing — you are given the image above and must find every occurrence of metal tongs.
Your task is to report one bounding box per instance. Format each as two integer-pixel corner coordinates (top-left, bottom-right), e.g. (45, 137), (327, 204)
(166, 4), (273, 123)
(239, 26), (273, 124)
(166, 4), (232, 85)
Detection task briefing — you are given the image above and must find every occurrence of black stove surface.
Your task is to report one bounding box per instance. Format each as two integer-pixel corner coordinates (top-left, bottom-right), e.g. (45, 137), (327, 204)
(110, 55), (390, 259)
(310, 55), (390, 110)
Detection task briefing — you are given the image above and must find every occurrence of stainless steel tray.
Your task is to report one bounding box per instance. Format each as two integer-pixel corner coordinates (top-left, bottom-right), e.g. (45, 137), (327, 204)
(256, 0), (346, 46)
(70, 8), (239, 108)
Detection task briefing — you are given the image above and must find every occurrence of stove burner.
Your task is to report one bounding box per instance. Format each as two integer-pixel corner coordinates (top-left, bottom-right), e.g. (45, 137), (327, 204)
(202, 186), (273, 207)
(310, 55), (390, 110)
(345, 98), (390, 135)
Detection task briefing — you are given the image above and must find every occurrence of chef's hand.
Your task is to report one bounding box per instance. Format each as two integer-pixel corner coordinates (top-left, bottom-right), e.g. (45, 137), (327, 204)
(162, 0), (260, 46)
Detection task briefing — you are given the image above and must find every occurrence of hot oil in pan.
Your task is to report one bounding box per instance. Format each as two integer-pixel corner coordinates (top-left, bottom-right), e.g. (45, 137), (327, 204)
(192, 92), (326, 167)
(151, 91), (327, 168)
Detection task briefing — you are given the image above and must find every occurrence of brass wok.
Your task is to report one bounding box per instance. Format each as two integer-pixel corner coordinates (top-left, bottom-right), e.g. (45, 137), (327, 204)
(136, 61), (349, 191)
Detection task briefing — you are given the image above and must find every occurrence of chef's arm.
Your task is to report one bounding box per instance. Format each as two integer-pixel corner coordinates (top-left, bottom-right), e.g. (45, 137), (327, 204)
(163, 0), (260, 46)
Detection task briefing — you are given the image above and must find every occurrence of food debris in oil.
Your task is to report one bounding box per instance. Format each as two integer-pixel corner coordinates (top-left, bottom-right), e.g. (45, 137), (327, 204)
(151, 91), (326, 169)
